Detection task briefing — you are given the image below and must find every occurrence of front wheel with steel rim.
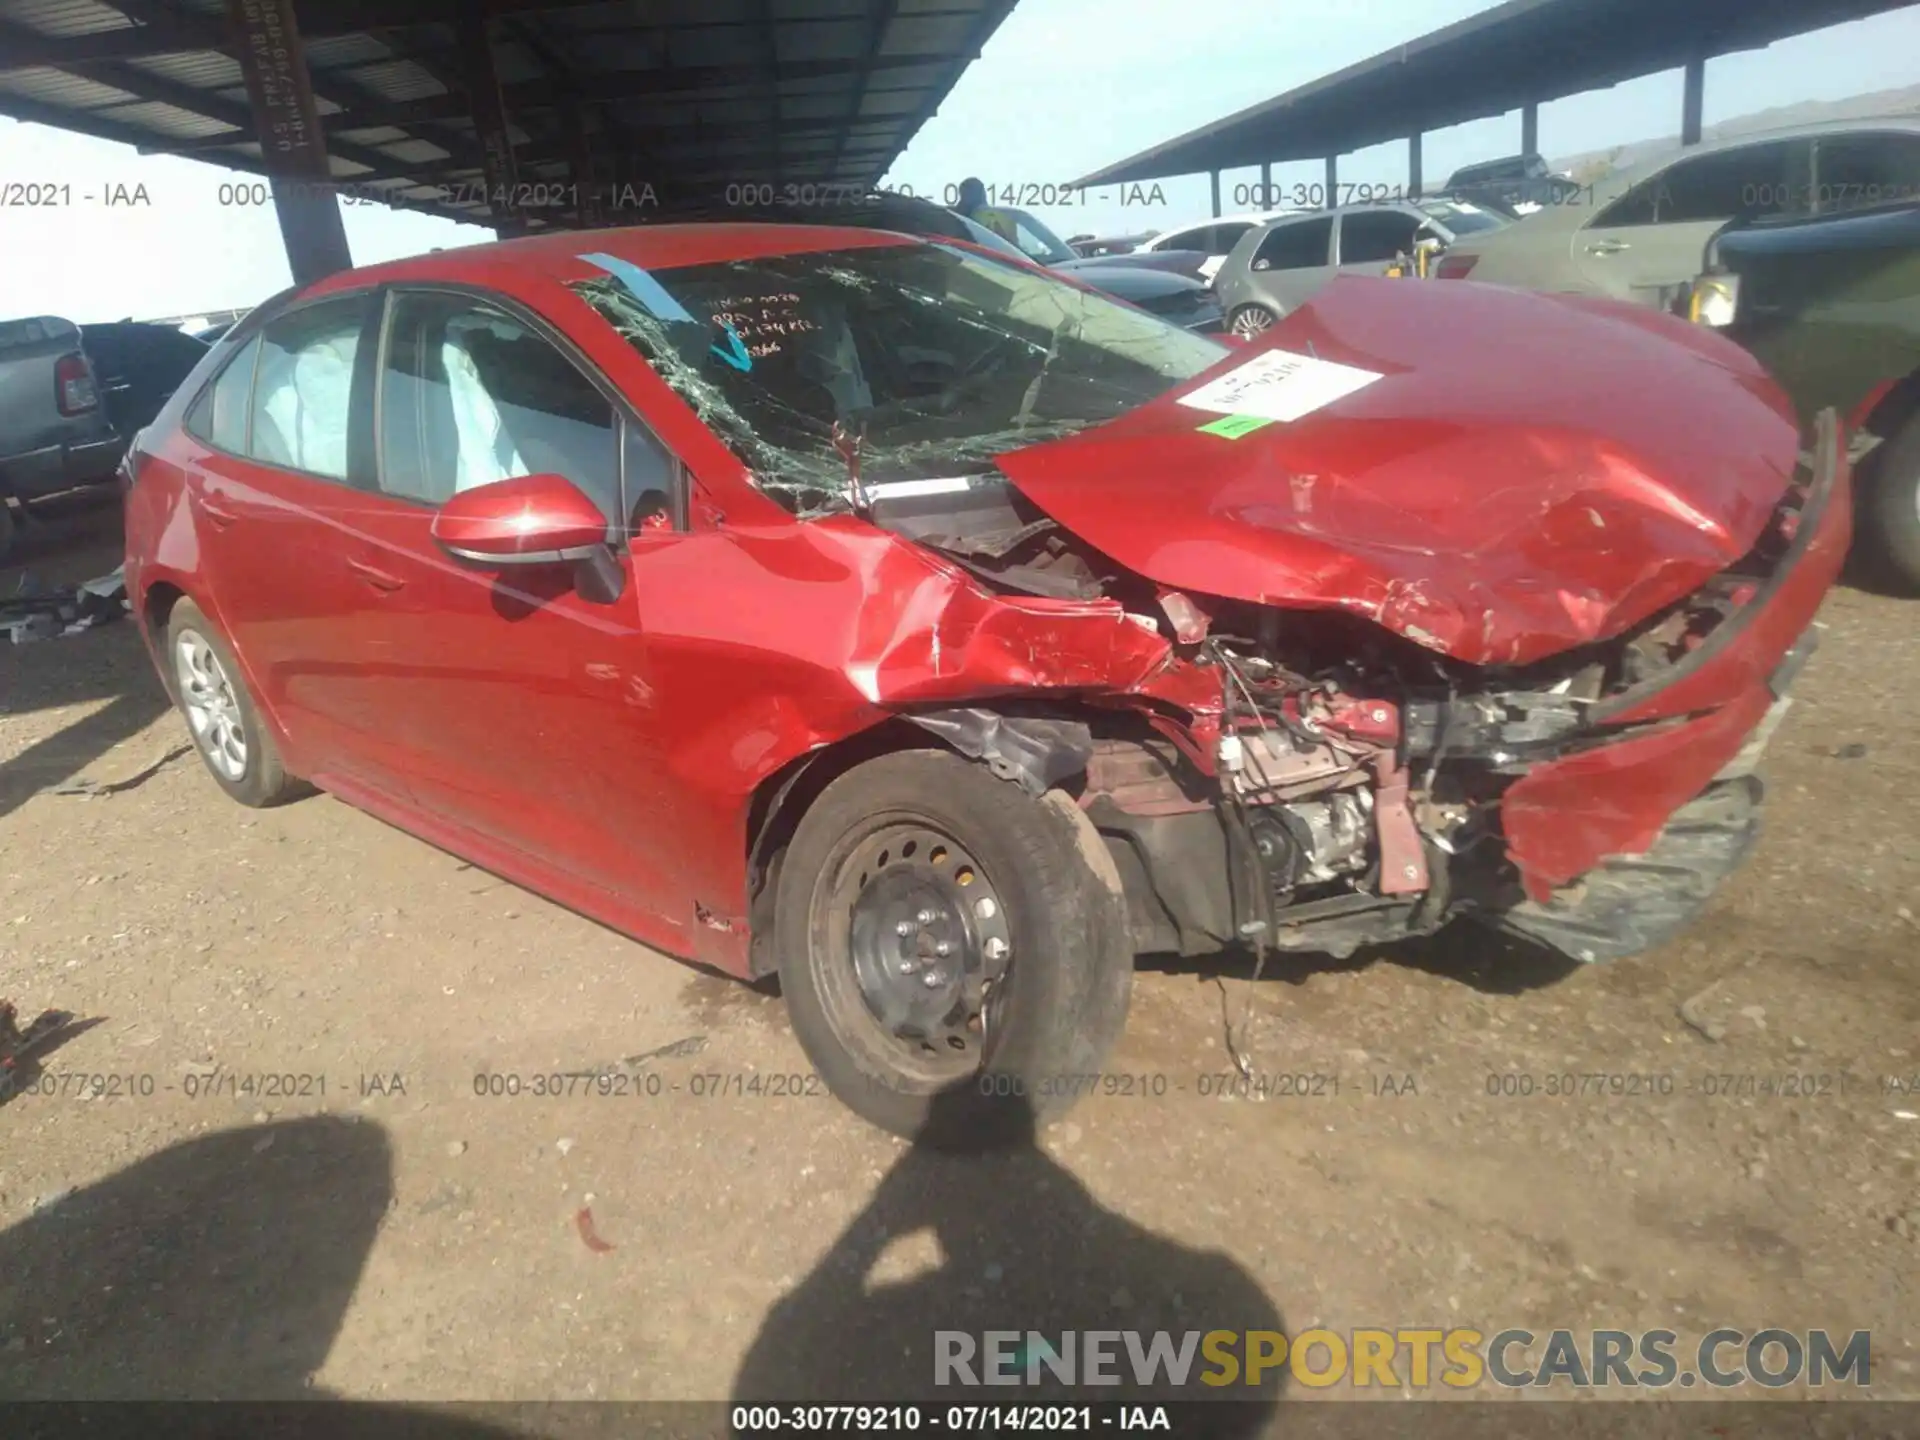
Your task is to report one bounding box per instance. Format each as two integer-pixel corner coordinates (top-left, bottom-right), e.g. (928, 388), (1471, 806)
(1228, 303), (1278, 339)
(1861, 409), (1920, 594)
(775, 748), (1133, 1147)
(166, 598), (302, 807)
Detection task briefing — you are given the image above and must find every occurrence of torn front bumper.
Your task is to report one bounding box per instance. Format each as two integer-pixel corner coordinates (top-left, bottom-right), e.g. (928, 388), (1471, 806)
(1491, 411), (1851, 959)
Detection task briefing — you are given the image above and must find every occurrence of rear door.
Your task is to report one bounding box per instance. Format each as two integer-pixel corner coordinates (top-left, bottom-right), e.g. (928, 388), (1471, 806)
(183, 292), (395, 788)
(1572, 138), (1813, 302)
(1244, 214), (1335, 312)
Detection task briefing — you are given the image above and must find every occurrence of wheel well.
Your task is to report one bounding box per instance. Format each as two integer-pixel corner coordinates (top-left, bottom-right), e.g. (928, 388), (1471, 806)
(143, 580), (187, 639)
(742, 718), (943, 978)
(1859, 367), (1920, 446)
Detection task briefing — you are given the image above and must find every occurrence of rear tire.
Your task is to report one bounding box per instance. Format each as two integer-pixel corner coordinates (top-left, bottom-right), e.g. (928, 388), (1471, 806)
(775, 749), (1133, 1148)
(165, 598), (303, 808)
(1861, 412), (1920, 594)
(1228, 304), (1278, 339)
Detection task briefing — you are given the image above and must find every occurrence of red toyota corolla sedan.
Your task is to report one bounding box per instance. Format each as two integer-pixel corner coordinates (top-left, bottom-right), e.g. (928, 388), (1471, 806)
(123, 223), (1849, 1141)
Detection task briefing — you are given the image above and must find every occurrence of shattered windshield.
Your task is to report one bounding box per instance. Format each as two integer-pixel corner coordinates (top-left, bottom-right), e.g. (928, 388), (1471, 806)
(569, 242), (1227, 514)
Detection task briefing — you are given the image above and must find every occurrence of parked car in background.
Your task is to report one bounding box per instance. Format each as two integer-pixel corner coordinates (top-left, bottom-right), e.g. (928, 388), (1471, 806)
(1067, 232), (1154, 257)
(79, 322), (212, 437)
(1687, 199), (1920, 590)
(677, 191), (1224, 332)
(0, 317), (206, 559)
(124, 222), (1845, 1140)
(988, 206), (1211, 282)
(1439, 152), (1585, 216)
(1214, 198), (1507, 336)
(1435, 119), (1920, 306)
(1135, 211), (1301, 281)
(970, 207), (1222, 331)
(0, 316), (123, 559)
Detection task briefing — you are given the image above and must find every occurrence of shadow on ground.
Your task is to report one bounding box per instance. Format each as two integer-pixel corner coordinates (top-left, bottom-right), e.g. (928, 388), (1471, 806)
(1, 496), (174, 818)
(0, 1115), (392, 1398)
(1140, 919), (1584, 1000)
(733, 1083), (1288, 1435)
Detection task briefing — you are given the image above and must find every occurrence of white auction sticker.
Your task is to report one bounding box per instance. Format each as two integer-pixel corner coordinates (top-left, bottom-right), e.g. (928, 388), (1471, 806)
(1176, 349), (1384, 423)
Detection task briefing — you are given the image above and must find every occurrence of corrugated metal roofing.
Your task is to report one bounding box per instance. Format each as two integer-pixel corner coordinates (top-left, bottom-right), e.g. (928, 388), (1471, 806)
(1073, 0), (1920, 185)
(0, 0), (1019, 230)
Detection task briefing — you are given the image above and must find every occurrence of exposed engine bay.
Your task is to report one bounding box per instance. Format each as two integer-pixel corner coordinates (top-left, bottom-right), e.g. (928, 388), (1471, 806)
(873, 459), (1817, 965)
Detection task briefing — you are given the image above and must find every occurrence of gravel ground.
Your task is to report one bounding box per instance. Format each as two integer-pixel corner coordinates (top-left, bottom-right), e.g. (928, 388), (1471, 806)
(1, 495), (1915, 1423)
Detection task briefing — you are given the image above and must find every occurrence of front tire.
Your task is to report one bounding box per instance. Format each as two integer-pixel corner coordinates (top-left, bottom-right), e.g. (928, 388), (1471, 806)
(166, 598), (303, 807)
(1861, 411), (1920, 593)
(775, 749), (1133, 1147)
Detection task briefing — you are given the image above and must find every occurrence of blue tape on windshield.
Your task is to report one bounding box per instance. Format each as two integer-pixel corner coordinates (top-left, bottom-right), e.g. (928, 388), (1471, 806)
(712, 323), (752, 372)
(578, 252), (695, 323)
(580, 250), (752, 370)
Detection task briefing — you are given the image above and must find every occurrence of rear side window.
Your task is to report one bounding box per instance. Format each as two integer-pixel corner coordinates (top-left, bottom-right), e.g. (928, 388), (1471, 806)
(1813, 131), (1920, 212)
(1337, 209), (1423, 264)
(1592, 141), (1800, 227)
(375, 290), (619, 522)
(251, 299), (367, 480)
(1201, 222), (1254, 255)
(1252, 216), (1333, 270)
(207, 336), (261, 453)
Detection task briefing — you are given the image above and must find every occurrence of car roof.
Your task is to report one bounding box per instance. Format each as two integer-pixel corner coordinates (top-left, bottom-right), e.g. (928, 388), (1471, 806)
(304, 221), (925, 297)
(1454, 115), (1920, 243)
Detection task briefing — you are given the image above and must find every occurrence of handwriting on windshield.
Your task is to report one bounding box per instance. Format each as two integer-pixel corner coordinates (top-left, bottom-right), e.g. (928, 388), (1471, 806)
(711, 292), (820, 358)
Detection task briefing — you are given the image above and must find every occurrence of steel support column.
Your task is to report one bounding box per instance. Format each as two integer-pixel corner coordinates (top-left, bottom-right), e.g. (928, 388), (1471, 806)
(224, 0), (350, 285)
(1209, 168), (1221, 218)
(1408, 132), (1422, 197)
(1521, 102), (1538, 156)
(1681, 55), (1705, 145)
(1324, 154), (1337, 206)
(1259, 161), (1272, 208)
(565, 105), (601, 227)
(456, 0), (520, 232)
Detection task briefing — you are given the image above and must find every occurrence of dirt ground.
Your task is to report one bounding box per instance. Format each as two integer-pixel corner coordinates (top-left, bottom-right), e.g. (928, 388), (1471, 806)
(2, 494), (1916, 1421)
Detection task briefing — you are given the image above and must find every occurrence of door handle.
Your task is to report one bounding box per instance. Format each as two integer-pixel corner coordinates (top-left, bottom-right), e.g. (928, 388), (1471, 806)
(198, 498), (238, 530)
(346, 557), (406, 593)
(1585, 238), (1631, 256)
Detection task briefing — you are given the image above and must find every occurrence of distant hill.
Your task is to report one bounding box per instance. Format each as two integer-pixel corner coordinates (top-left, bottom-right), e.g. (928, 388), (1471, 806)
(1551, 82), (1920, 181)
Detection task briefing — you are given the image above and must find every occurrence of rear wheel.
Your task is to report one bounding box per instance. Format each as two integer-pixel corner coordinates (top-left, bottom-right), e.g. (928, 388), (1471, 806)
(1861, 411), (1920, 593)
(166, 598), (303, 807)
(1229, 303), (1278, 339)
(775, 749), (1133, 1147)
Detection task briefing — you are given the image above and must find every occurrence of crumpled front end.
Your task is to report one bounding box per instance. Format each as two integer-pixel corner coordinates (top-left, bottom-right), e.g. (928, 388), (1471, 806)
(709, 281), (1844, 975)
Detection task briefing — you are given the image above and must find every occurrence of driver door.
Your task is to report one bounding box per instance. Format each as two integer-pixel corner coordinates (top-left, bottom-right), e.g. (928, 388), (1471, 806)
(331, 286), (687, 913)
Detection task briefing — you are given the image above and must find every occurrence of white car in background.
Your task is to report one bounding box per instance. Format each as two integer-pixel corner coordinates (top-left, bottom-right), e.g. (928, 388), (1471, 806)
(1434, 118), (1920, 306)
(1136, 209), (1305, 281)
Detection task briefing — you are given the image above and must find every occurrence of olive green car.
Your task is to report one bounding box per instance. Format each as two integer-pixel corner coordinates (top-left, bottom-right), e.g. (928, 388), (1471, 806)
(1689, 200), (1920, 591)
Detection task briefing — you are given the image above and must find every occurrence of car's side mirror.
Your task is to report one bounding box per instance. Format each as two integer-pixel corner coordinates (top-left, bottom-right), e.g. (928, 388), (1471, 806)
(432, 471), (609, 566)
(431, 471), (626, 601)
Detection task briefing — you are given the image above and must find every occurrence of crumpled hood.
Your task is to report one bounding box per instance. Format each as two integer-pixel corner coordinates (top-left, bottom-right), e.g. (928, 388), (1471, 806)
(993, 276), (1802, 667)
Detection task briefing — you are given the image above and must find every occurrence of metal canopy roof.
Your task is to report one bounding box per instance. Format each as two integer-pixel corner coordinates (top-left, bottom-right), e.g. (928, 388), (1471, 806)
(0, 0), (1017, 231)
(1072, 0), (1919, 185)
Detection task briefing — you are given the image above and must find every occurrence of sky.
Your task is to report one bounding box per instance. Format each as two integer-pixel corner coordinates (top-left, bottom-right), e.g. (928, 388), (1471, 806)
(2, 0), (1918, 322)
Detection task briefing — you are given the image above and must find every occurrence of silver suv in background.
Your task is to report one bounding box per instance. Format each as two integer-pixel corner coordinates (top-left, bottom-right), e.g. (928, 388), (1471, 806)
(1213, 198), (1508, 336)
(1433, 119), (1920, 306)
